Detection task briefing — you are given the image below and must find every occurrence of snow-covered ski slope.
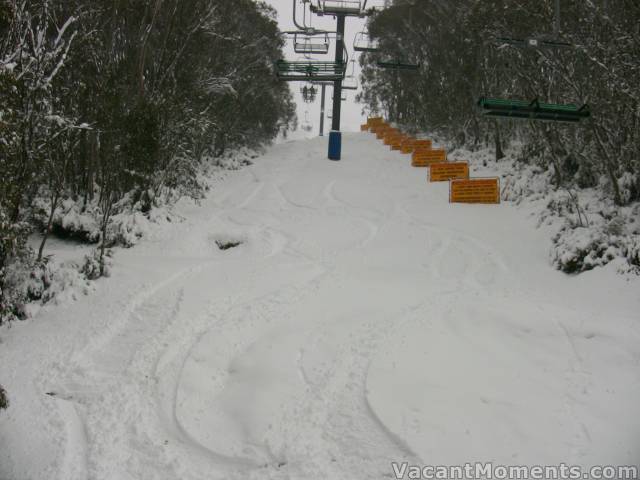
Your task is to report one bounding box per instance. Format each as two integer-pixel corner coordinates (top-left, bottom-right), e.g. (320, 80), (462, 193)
(1, 133), (639, 480)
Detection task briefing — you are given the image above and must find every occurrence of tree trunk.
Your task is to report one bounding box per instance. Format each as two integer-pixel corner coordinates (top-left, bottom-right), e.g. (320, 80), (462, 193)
(592, 124), (623, 206)
(99, 202), (111, 277)
(37, 190), (60, 262)
(100, 221), (107, 277)
(494, 122), (504, 161)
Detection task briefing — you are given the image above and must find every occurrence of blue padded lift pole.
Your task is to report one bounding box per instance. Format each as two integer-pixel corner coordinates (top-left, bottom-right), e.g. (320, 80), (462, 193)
(328, 13), (345, 160)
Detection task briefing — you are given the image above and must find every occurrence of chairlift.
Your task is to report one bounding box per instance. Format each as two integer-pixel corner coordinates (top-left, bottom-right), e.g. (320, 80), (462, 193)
(478, 2), (587, 124)
(354, 32), (379, 53)
(495, 0), (573, 50)
(275, 60), (347, 81)
(495, 36), (572, 50)
(301, 110), (314, 132)
(301, 83), (318, 103)
(376, 59), (420, 71)
(310, 80), (333, 87)
(342, 59), (358, 90)
(353, 32), (379, 52)
(311, 0), (367, 17)
(342, 77), (358, 90)
(293, 32), (330, 55)
(477, 97), (590, 123)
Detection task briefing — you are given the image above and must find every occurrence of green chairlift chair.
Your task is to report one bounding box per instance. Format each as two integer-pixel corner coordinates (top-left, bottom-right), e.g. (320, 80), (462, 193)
(342, 59), (358, 91)
(293, 32), (330, 55)
(353, 32), (379, 53)
(376, 59), (419, 71)
(478, 97), (590, 123)
(494, 0), (573, 50)
(275, 60), (347, 82)
(495, 36), (572, 50)
(312, 0), (366, 17)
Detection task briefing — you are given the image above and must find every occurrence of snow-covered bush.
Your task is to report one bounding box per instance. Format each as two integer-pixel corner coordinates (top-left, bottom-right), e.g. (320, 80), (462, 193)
(32, 190), (178, 250)
(1, 205), (98, 323)
(551, 222), (639, 274)
(25, 260), (54, 302)
(0, 384), (8, 410)
(207, 146), (259, 171)
(107, 209), (147, 249)
(32, 197), (101, 244)
(552, 226), (618, 273)
(0, 211), (32, 323)
(25, 258), (92, 305)
(2, 254), (92, 322)
(501, 161), (553, 204)
(0, 261), (30, 322)
(80, 249), (112, 280)
(619, 172), (639, 206)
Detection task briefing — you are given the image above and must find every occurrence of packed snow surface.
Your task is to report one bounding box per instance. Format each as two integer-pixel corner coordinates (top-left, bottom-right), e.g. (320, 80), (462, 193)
(1, 134), (639, 480)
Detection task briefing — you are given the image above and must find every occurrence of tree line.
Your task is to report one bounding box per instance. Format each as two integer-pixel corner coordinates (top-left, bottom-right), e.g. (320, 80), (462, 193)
(0, 0), (295, 322)
(359, 0), (639, 207)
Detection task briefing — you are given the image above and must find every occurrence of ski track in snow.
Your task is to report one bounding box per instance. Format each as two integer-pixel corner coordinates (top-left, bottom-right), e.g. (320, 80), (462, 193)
(1, 134), (639, 480)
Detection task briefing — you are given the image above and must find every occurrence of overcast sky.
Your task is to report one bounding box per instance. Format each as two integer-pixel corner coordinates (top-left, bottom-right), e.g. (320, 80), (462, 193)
(264, 1), (385, 137)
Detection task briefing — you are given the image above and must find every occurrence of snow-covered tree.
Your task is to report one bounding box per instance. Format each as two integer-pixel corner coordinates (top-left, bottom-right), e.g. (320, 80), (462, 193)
(0, 0), (295, 322)
(360, 0), (640, 206)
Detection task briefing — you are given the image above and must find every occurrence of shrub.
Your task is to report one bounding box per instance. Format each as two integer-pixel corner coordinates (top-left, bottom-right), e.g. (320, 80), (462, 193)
(1, 211), (32, 323)
(81, 248), (112, 280)
(551, 224), (638, 274)
(0, 384), (8, 410)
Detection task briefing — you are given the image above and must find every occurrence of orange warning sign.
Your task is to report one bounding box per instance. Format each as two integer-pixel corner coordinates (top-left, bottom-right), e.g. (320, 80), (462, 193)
(400, 138), (417, 154)
(429, 162), (469, 182)
(413, 139), (433, 149)
(382, 133), (401, 143)
(384, 134), (403, 146)
(450, 178), (501, 204)
(376, 127), (393, 139)
(390, 137), (406, 150)
(412, 149), (447, 167)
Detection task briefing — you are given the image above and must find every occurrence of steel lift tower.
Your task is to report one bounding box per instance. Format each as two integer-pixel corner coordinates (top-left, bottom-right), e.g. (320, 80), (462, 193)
(310, 1), (370, 160)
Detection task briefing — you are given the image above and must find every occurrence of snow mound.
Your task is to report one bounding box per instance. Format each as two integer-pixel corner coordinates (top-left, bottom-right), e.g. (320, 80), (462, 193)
(211, 232), (247, 251)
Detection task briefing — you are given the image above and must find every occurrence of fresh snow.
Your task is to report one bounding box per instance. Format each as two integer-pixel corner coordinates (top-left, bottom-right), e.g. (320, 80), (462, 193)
(1, 133), (639, 480)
